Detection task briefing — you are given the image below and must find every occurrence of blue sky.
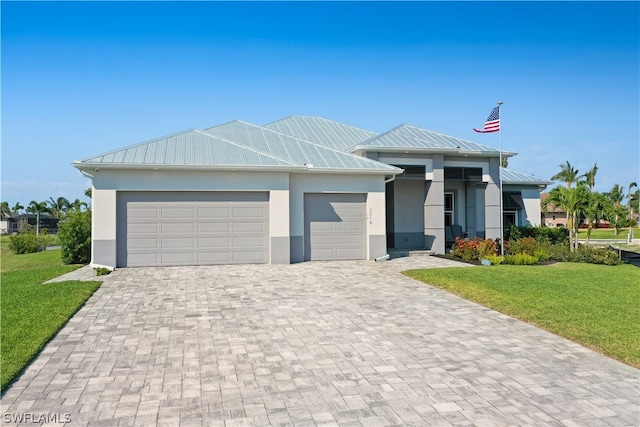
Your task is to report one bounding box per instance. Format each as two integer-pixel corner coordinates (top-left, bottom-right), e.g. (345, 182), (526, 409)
(2, 1), (639, 207)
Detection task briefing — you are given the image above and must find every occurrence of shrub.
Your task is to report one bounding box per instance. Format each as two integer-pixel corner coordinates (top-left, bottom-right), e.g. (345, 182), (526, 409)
(507, 236), (539, 255)
(565, 246), (622, 266)
(95, 267), (111, 276)
(503, 253), (538, 265)
(534, 248), (551, 263)
(483, 255), (503, 265)
(8, 227), (52, 254)
(58, 210), (91, 264)
(452, 237), (498, 261)
(508, 225), (569, 245)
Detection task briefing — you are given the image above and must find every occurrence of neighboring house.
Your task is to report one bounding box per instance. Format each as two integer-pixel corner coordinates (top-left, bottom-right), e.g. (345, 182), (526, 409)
(0, 213), (58, 234)
(73, 116), (550, 269)
(540, 192), (568, 228)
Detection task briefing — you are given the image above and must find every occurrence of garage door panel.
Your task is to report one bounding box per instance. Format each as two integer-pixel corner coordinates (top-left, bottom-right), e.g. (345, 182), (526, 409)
(128, 253), (158, 265)
(161, 253), (195, 264)
(233, 207), (265, 218)
(161, 238), (195, 249)
(310, 235), (334, 245)
(233, 236), (266, 247)
(198, 222), (230, 233)
(233, 251), (266, 262)
(118, 191), (269, 267)
(335, 222), (364, 232)
(198, 207), (230, 218)
(162, 223), (195, 233)
(198, 252), (231, 263)
(129, 223), (158, 233)
(233, 222), (265, 232)
(336, 234), (364, 244)
(304, 193), (366, 261)
(128, 238), (159, 249)
(198, 237), (230, 248)
(337, 248), (365, 258)
(129, 207), (158, 219)
(161, 207), (195, 218)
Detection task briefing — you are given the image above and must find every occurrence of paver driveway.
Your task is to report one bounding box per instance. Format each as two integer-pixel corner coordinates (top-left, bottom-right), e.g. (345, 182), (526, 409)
(1, 257), (638, 426)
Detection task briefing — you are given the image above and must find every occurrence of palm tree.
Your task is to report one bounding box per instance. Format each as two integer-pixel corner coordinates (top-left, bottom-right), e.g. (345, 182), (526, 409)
(581, 163), (598, 190)
(27, 201), (50, 235)
(628, 182), (638, 221)
(69, 199), (88, 212)
(606, 184), (625, 235)
(545, 184), (588, 250)
(1, 201), (11, 218)
(582, 191), (608, 245)
(12, 202), (24, 214)
(551, 161), (580, 189)
(48, 196), (70, 219)
(631, 189), (640, 220)
(85, 188), (92, 198)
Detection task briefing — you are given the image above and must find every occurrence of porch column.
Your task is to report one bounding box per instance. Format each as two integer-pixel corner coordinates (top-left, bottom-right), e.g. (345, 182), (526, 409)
(424, 154), (445, 254)
(485, 157), (501, 240)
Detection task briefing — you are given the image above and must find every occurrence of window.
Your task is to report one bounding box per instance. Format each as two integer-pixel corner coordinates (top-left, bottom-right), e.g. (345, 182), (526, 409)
(394, 164), (425, 179)
(504, 211), (517, 228)
(444, 192), (454, 226)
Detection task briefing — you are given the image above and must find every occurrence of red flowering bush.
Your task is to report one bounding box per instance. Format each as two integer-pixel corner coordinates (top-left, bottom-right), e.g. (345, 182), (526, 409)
(451, 237), (498, 262)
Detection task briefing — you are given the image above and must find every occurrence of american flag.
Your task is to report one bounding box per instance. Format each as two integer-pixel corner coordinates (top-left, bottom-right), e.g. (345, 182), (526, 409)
(474, 106), (500, 133)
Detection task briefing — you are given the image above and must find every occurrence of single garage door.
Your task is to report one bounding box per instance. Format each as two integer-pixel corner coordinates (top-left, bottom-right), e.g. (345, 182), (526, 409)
(304, 193), (366, 261)
(117, 192), (269, 267)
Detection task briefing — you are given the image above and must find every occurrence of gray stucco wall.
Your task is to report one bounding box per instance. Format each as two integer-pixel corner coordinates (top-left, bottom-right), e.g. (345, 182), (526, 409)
(424, 154), (445, 254)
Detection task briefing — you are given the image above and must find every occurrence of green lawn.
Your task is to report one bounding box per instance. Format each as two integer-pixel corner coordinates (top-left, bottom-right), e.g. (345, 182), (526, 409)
(405, 263), (640, 368)
(578, 227), (638, 240)
(1, 239), (101, 391)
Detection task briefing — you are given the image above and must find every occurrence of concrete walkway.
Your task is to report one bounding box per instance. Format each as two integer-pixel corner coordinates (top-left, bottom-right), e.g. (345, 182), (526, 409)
(1, 256), (638, 426)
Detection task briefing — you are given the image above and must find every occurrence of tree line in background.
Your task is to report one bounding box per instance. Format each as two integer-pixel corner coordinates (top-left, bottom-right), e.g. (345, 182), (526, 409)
(3, 189), (92, 263)
(545, 161), (639, 251)
(1, 188), (92, 236)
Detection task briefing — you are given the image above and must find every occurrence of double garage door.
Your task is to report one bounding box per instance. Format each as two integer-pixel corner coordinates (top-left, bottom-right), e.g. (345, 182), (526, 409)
(117, 192), (269, 267)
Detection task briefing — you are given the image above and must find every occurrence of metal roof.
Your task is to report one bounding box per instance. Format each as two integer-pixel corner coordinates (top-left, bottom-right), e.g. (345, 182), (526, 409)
(264, 116), (377, 151)
(202, 120), (400, 173)
(501, 168), (552, 185)
(74, 129), (300, 170)
(352, 123), (516, 157)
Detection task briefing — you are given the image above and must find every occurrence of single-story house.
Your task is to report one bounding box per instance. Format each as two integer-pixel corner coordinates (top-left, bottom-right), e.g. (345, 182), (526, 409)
(1, 213), (58, 234)
(73, 116), (550, 269)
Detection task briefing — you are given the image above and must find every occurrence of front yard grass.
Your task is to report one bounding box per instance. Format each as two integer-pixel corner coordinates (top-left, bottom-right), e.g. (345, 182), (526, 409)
(405, 263), (640, 368)
(578, 227), (637, 240)
(1, 242), (101, 392)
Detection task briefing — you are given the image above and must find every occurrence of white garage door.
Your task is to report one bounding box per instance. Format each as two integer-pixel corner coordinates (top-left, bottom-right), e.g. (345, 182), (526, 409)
(117, 192), (269, 267)
(304, 193), (366, 261)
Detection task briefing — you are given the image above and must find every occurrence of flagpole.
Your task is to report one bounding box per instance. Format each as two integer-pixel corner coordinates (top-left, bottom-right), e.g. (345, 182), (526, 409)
(497, 101), (504, 256)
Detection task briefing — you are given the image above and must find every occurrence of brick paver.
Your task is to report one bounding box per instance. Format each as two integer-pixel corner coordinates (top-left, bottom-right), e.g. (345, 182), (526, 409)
(2, 256), (638, 426)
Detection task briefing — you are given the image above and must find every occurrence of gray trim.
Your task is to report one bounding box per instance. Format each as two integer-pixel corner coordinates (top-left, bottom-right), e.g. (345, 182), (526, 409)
(290, 236), (304, 263)
(393, 232), (425, 249)
(270, 236), (290, 264)
(93, 239), (116, 268)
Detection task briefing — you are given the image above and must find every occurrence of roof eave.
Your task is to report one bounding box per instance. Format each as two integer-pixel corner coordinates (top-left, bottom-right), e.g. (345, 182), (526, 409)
(72, 162), (305, 173)
(350, 146), (517, 157)
(72, 162), (401, 175)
